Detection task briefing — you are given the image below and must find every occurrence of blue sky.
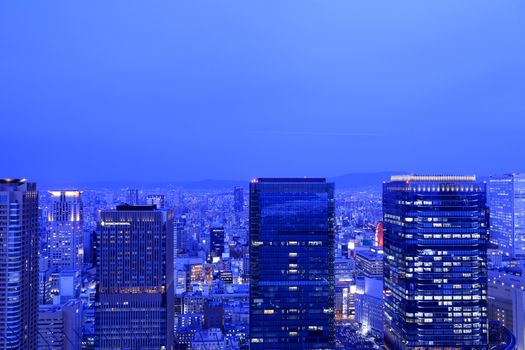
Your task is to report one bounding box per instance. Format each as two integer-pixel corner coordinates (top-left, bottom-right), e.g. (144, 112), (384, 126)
(1, 1), (524, 184)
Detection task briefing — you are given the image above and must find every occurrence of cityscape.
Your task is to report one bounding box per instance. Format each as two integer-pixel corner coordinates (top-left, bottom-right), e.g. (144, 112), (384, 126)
(2, 1), (525, 349)
(0, 174), (523, 349)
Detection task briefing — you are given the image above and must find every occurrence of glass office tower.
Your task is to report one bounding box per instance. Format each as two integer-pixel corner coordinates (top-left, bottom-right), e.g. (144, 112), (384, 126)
(0, 179), (39, 349)
(383, 175), (489, 350)
(488, 173), (525, 260)
(95, 205), (174, 349)
(249, 178), (335, 349)
(208, 227), (225, 263)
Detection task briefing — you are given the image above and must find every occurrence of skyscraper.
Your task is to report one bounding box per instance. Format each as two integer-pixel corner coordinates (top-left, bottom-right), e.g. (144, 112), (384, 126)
(488, 173), (525, 260)
(383, 175), (489, 349)
(208, 227), (225, 263)
(95, 204), (174, 349)
(233, 186), (243, 213)
(146, 194), (165, 209)
(126, 188), (139, 205)
(37, 300), (83, 350)
(0, 179), (39, 349)
(249, 178), (335, 349)
(47, 190), (84, 300)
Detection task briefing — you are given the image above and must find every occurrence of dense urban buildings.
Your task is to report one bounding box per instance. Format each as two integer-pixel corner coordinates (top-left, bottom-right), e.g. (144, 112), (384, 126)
(0, 179), (39, 349)
(249, 178), (335, 349)
(95, 204), (174, 349)
(383, 175), (489, 349)
(0, 174), (519, 349)
(488, 174), (525, 260)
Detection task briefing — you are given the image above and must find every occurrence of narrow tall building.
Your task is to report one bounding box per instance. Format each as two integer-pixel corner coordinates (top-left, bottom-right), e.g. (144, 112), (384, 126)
(48, 191), (83, 271)
(383, 175), (489, 349)
(0, 179), (39, 349)
(126, 188), (139, 205)
(95, 205), (174, 349)
(233, 186), (243, 212)
(208, 227), (225, 263)
(488, 173), (525, 260)
(249, 178), (335, 349)
(47, 191), (84, 300)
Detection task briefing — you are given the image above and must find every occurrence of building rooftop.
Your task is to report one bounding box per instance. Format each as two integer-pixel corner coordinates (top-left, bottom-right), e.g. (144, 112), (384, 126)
(252, 177), (327, 183)
(0, 178), (27, 184)
(48, 190), (82, 197)
(390, 175), (476, 182)
(116, 204), (157, 211)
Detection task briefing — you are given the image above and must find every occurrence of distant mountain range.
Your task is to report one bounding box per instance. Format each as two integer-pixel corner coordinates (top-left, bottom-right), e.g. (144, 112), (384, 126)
(40, 172), (403, 190)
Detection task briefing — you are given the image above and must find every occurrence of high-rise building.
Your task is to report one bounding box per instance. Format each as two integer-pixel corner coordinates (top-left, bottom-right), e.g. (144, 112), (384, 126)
(146, 194), (165, 209)
(47, 190), (84, 301)
(355, 277), (383, 335)
(37, 300), (83, 350)
(95, 205), (174, 349)
(355, 247), (384, 335)
(176, 215), (188, 256)
(355, 247), (383, 278)
(233, 187), (243, 213)
(126, 188), (139, 205)
(488, 173), (525, 260)
(208, 227), (225, 263)
(487, 269), (525, 350)
(0, 179), (39, 349)
(383, 175), (489, 349)
(249, 178), (335, 349)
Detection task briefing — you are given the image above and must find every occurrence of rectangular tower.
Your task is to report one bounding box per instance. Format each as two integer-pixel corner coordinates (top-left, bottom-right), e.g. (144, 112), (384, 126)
(47, 190), (84, 301)
(0, 179), (39, 349)
(126, 188), (139, 205)
(146, 194), (165, 209)
(249, 178), (335, 349)
(488, 173), (525, 260)
(208, 227), (225, 263)
(95, 205), (174, 349)
(383, 175), (489, 349)
(233, 186), (244, 213)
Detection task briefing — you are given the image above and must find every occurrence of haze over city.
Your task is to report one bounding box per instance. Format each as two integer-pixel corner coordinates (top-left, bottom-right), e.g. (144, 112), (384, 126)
(1, 1), (525, 185)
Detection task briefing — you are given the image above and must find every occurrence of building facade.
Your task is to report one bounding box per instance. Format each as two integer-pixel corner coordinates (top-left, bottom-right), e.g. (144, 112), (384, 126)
(208, 227), (225, 263)
(233, 187), (243, 213)
(146, 194), (165, 209)
(95, 205), (174, 349)
(37, 300), (83, 350)
(488, 270), (525, 350)
(383, 175), (489, 349)
(47, 190), (84, 301)
(126, 188), (139, 205)
(488, 174), (525, 260)
(0, 179), (39, 349)
(249, 178), (335, 349)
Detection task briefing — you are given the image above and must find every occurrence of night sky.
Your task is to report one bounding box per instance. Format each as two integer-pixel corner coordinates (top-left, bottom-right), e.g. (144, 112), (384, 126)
(1, 1), (524, 184)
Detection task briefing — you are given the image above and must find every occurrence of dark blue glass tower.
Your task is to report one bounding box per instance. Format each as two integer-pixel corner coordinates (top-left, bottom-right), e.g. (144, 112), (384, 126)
(249, 178), (335, 349)
(383, 176), (489, 350)
(208, 227), (225, 263)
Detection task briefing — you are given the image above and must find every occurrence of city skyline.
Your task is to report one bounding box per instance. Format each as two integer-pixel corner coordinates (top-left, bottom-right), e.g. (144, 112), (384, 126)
(1, 1), (523, 349)
(0, 174), (520, 349)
